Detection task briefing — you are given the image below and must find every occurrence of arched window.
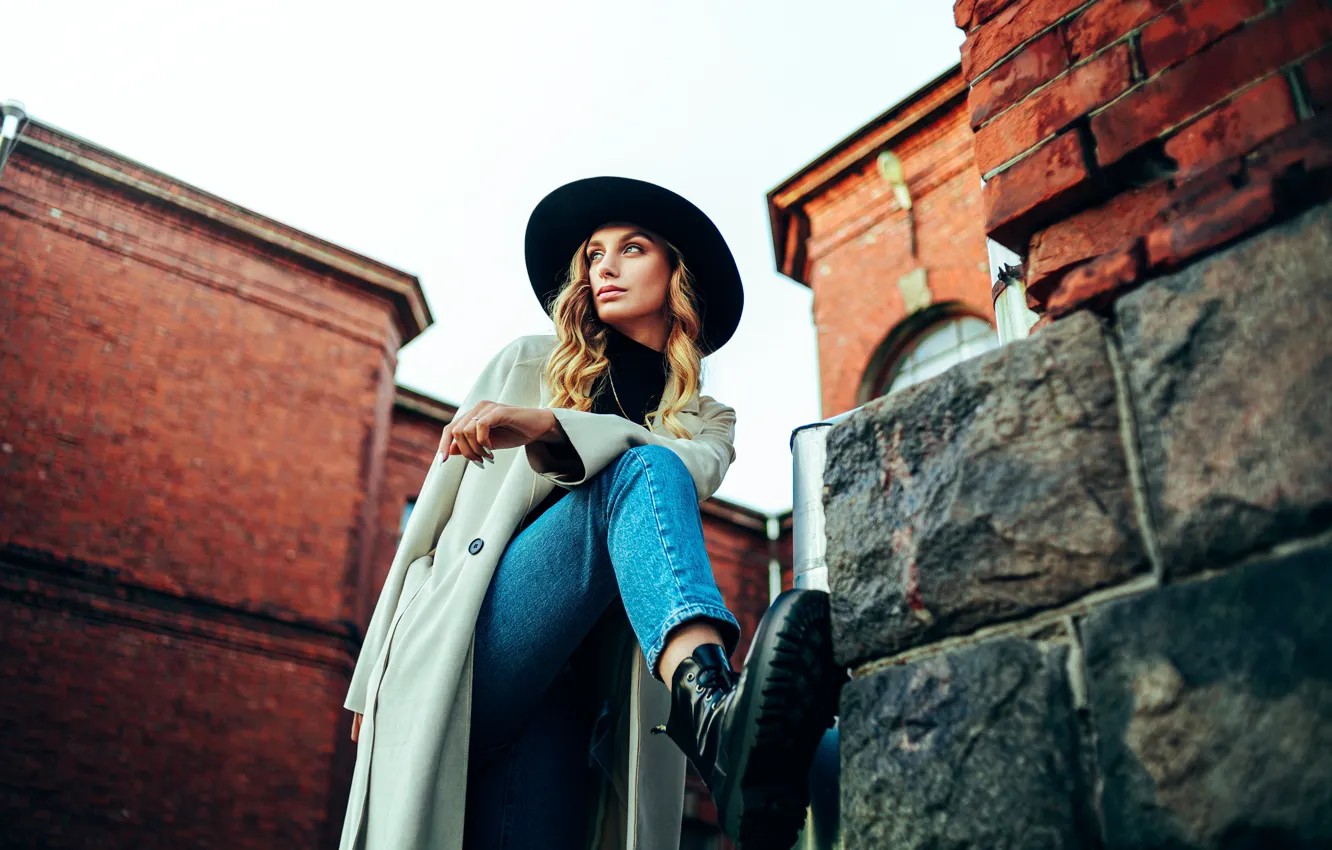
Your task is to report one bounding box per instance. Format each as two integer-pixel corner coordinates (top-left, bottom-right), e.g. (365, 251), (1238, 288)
(860, 308), (1000, 402)
(885, 315), (998, 394)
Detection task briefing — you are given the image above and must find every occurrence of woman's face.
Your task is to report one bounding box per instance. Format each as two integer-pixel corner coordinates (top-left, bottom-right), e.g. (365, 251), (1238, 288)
(585, 223), (672, 331)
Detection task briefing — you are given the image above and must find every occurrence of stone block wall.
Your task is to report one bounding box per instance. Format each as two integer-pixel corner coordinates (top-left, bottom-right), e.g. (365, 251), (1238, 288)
(825, 201), (1332, 848)
(955, 0), (1332, 322)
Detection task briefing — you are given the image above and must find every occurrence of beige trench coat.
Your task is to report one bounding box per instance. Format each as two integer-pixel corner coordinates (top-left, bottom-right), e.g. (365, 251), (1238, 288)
(339, 333), (738, 850)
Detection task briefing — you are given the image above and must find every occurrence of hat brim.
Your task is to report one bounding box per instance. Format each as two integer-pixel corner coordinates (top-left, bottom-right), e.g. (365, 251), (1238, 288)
(524, 176), (744, 355)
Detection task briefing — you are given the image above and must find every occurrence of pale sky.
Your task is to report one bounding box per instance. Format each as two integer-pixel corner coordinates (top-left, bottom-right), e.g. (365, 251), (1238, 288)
(5, 1), (964, 514)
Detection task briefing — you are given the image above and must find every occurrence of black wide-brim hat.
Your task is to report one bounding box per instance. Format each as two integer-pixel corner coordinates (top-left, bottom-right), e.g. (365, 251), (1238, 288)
(524, 176), (744, 355)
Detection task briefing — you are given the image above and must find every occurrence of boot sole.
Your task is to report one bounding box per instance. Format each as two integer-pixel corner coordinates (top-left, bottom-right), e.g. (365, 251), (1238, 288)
(714, 589), (846, 850)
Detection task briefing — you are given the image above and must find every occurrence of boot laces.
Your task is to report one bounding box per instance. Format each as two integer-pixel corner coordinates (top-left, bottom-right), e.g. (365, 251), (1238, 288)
(650, 662), (737, 737)
(697, 668), (729, 698)
(695, 666), (733, 706)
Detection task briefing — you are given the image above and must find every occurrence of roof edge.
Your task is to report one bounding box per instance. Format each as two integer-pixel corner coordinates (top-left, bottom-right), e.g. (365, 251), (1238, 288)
(17, 118), (433, 345)
(393, 386), (459, 422)
(766, 63), (966, 286)
(700, 497), (793, 534)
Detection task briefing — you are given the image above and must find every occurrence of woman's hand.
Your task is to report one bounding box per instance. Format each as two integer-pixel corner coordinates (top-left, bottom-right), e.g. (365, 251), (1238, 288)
(438, 402), (562, 463)
(351, 712), (363, 742)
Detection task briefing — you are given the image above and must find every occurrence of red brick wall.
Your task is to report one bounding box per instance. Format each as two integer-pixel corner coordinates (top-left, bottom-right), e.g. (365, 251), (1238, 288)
(0, 588), (351, 850)
(0, 132), (410, 848)
(958, 0), (1332, 320)
(0, 150), (401, 624)
(799, 95), (995, 417)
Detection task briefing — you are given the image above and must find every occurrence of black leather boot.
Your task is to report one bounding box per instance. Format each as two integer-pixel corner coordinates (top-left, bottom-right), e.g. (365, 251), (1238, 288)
(653, 589), (846, 849)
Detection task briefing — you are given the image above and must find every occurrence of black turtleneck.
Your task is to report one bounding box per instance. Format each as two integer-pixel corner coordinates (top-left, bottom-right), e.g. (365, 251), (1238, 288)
(519, 326), (671, 532)
(591, 325), (671, 425)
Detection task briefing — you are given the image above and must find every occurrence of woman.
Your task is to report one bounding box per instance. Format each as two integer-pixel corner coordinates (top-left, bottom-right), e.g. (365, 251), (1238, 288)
(339, 177), (843, 850)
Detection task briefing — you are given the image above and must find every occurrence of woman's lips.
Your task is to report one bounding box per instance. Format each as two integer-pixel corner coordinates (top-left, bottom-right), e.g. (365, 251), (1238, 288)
(597, 287), (626, 300)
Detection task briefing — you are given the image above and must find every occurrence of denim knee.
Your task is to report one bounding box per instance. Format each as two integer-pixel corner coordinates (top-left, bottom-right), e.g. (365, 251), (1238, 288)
(580, 446), (692, 519)
(597, 445), (693, 506)
(617, 444), (690, 481)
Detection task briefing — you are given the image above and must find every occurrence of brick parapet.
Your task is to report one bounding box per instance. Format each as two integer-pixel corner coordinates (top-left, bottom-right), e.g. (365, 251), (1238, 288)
(953, 0), (1332, 321)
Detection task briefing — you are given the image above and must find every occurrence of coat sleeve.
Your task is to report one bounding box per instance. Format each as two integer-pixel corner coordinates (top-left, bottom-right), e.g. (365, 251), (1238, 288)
(343, 337), (530, 715)
(524, 395), (737, 502)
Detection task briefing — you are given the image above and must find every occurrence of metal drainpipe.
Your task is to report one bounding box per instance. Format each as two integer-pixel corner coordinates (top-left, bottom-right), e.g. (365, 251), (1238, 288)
(790, 406), (860, 850)
(791, 407), (859, 591)
(0, 100), (31, 182)
(988, 237), (1039, 344)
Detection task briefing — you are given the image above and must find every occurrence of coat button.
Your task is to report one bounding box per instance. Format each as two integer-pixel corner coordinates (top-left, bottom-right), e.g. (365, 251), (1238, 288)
(468, 538), (484, 555)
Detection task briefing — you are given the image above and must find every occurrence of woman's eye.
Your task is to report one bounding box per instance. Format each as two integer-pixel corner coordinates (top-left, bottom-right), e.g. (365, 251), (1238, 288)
(588, 251), (603, 262)
(624, 244), (643, 254)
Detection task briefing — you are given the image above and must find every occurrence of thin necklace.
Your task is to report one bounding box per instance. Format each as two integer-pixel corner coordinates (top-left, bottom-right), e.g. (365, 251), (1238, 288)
(606, 366), (644, 426)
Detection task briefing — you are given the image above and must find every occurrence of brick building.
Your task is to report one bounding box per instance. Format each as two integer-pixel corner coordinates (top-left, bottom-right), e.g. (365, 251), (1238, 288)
(0, 118), (787, 849)
(767, 65), (1000, 417)
(825, 1), (1332, 847)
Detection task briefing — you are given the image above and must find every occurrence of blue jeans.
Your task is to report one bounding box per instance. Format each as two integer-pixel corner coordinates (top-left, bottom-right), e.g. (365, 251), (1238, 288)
(462, 445), (741, 850)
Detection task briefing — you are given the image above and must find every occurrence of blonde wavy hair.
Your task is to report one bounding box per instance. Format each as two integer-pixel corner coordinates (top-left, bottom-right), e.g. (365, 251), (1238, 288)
(541, 235), (704, 439)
